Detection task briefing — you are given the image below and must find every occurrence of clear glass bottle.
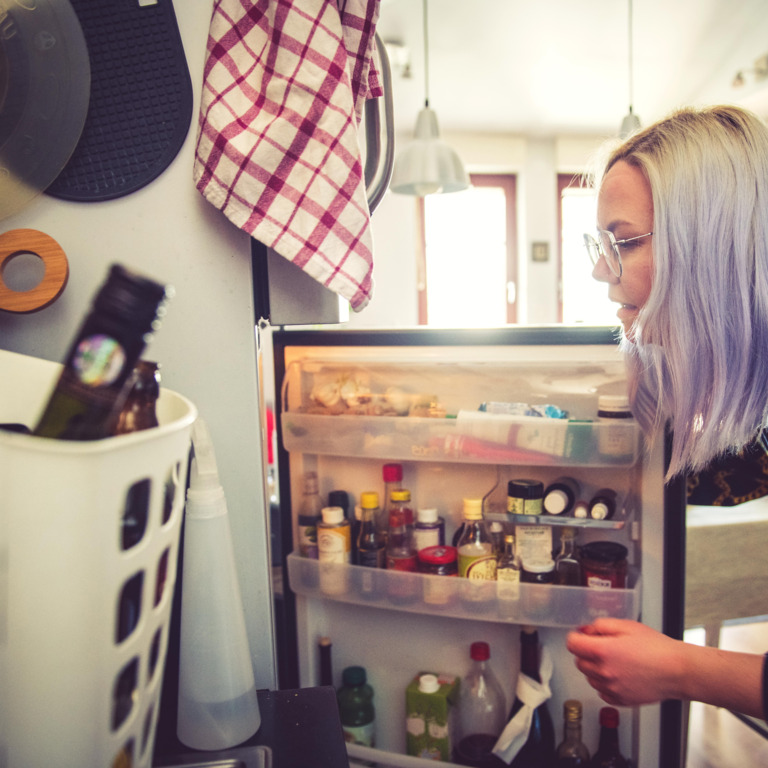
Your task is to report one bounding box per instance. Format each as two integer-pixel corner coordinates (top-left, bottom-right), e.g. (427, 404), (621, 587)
(555, 699), (590, 767)
(589, 707), (629, 768)
(33, 264), (170, 440)
(554, 527), (582, 586)
(454, 641), (506, 768)
(381, 462), (403, 542)
(497, 533), (521, 604)
(457, 498), (497, 580)
(386, 489), (417, 571)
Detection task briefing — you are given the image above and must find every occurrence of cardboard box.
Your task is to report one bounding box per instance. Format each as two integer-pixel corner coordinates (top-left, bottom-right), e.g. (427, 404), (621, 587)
(405, 672), (459, 761)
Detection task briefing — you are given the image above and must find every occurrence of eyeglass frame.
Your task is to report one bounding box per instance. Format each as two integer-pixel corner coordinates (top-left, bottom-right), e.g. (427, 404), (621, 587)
(583, 230), (653, 277)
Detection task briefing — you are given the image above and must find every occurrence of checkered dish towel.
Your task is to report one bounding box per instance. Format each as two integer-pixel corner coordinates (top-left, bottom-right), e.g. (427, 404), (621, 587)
(194, 0), (382, 311)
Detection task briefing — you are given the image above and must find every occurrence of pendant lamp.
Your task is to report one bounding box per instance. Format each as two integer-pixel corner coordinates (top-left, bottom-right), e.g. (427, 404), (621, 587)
(619, 0), (641, 138)
(390, 0), (470, 196)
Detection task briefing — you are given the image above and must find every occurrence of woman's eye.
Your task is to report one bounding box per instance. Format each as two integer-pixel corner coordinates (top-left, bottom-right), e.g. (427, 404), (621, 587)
(618, 239), (641, 251)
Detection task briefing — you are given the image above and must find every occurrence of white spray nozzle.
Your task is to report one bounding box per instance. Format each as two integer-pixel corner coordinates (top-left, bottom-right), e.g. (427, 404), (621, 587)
(188, 418), (223, 506)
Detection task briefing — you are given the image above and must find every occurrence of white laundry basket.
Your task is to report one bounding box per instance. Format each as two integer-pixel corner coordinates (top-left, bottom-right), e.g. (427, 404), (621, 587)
(0, 349), (197, 768)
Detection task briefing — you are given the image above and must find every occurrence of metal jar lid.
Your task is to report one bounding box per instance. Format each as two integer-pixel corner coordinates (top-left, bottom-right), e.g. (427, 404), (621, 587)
(507, 479), (544, 498)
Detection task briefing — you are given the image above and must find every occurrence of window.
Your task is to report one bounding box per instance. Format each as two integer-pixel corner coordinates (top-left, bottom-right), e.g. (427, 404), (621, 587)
(418, 174), (517, 326)
(557, 174), (617, 326)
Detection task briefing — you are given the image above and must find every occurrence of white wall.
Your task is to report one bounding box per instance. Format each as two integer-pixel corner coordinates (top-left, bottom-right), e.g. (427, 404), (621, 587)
(346, 130), (608, 328)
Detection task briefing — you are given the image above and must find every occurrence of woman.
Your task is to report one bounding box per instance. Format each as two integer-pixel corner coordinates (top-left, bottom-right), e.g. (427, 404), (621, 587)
(567, 105), (768, 720)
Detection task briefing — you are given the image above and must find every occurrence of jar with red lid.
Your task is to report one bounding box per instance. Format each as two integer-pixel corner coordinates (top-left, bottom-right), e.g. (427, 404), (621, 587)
(417, 545), (458, 605)
(580, 542), (628, 589)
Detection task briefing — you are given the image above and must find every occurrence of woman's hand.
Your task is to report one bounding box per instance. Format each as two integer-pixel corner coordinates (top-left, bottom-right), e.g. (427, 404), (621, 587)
(566, 618), (685, 706)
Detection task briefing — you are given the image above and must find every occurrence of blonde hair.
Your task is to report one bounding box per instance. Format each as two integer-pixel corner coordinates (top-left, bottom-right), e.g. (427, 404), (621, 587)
(595, 106), (768, 478)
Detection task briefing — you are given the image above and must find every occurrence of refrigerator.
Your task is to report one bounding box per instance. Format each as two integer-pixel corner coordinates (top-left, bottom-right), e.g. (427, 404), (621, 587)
(269, 324), (687, 768)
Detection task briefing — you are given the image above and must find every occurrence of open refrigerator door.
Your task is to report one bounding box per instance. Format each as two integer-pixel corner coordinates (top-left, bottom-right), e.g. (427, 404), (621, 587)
(271, 326), (686, 768)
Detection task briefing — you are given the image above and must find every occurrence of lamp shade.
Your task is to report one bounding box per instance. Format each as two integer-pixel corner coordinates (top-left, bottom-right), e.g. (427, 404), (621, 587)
(390, 107), (470, 196)
(619, 108), (642, 139)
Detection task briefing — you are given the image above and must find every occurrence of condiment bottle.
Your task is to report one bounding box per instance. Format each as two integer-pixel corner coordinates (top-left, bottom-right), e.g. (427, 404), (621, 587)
(456, 498), (497, 581)
(337, 666), (376, 748)
(318, 506), (352, 595)
(588, 489), (618, 520)
(507, 479), (544, 516)
(454, 641), (506, 767)
(413, 507), (445, 552)
(113, 360), (160, 435)
(317, 506), (352, 564)
(357, 492), (386, 568)
(497, 534), (521, 600)
(33, 263), (170, 440)
(381, 462), (403, 541)
(554, 699), (590, 766)
(589, 707), (629, 767)
(542, 476), (581, 516)
(386, 489), (417, 572)
(297, 471), (323, 559)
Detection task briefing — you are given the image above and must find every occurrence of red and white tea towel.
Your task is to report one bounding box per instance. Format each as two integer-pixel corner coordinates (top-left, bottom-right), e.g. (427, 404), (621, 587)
(193, 0), (382, 311)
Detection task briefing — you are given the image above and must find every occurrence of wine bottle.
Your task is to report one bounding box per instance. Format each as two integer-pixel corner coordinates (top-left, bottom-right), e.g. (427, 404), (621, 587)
(33, 264), (170, 440)
(589, 707), (629, 768)
(509, 626), (556, 767)
(555, 699), (590, 766)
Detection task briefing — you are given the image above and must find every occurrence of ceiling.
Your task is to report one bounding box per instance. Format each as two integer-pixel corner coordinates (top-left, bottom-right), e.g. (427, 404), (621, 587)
(376, 0), (768, 138)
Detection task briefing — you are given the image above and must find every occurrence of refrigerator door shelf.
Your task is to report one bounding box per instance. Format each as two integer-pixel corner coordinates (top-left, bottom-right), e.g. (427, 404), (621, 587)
(280, 412), (640, 468)
(286, 553), (641, 628)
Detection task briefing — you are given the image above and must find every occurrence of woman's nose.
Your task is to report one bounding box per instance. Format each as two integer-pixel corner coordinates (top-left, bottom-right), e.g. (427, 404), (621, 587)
(592, 254), (619, 284)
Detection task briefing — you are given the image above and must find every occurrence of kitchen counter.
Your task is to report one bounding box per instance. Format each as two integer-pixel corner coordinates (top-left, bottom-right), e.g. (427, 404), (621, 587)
(153, 687), (349, 768)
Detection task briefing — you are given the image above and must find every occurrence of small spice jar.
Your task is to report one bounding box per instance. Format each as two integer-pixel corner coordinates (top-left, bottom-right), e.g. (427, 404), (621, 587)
(580, 541), (628, 589)
(597, 394), (636, 462)
(507, 479), (544, 516)
(417, 545), (458, 605)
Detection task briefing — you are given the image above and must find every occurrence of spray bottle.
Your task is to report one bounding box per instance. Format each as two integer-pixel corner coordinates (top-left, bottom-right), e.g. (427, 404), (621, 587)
(177, 418), (261, 750)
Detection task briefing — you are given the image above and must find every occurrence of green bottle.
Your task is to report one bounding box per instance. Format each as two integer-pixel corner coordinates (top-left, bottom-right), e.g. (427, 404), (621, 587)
(337, 666), (375, 747)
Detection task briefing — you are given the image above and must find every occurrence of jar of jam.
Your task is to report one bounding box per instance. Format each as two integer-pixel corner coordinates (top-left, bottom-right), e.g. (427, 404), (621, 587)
(418, 545), (458, 605)
(580, 541), (628, 589)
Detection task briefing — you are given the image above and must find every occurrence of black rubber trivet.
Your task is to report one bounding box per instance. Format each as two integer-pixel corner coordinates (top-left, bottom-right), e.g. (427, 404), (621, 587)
(46, 0), (193, 202)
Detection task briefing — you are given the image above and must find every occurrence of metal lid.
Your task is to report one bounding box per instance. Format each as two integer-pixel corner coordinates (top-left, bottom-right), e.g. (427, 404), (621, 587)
(507, 478), (544, 499)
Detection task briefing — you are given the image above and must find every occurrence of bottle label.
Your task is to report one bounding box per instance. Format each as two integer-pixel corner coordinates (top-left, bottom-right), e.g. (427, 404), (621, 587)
(358, 547), (385, 568)
(342, 721), (375, 747)
(459, 553), (497, 580)
(73, 335), (126, 386)
(507, 496), (543, 515)
(516, 525), (552, 567)
(497, 567), (521, 600)
(318, 526), (351, 563)
(298, 525), (319, 559)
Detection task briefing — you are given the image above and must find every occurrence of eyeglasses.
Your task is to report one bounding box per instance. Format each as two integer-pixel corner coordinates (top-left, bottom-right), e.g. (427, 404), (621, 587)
(583, 230), (653, 277)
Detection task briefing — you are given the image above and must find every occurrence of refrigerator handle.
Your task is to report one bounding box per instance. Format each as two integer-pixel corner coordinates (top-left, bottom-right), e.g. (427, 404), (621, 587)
(364, 33), (395, 214)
